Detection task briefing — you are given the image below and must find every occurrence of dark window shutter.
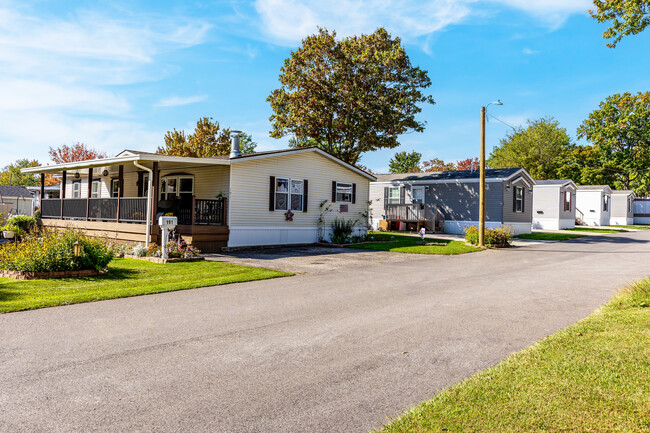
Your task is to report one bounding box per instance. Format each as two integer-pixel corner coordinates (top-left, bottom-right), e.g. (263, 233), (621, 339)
(269, 176), (275, 211)
(332, 181), (337, 203)
(137, 172), (144, 197)
(303, 180), (308, 212)
(384, 187), (389, 204)
(513, 187), (517, 212)
(522, 187), (525, 212)
(400, 187), (405, 205)
(352, 183), (356, 204)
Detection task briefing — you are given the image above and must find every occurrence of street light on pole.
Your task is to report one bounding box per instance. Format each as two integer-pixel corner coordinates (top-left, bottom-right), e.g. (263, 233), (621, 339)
(479, 100), (503, 247)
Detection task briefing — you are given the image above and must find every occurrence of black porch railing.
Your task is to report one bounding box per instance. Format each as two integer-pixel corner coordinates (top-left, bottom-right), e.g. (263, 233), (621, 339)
(40, 197), (226, 226)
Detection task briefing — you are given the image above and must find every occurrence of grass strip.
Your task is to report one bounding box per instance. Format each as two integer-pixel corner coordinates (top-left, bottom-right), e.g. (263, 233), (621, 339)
(563, 227), (628, 233)
(375, 280), (650, 432)
(348, 232), (480, 255)
(0, 258), (290, 313)
(515, 232), (587, 241)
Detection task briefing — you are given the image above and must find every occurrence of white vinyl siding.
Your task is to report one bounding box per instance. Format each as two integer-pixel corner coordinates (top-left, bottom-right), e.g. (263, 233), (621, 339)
(229, 151), (370, 228)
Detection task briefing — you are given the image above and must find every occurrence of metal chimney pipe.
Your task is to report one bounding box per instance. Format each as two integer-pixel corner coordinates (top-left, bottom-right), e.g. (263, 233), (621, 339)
(230, 130), (242, 158)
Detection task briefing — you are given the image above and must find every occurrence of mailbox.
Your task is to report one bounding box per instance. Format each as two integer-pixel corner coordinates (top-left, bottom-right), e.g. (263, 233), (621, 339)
(158, 216), (177, 229)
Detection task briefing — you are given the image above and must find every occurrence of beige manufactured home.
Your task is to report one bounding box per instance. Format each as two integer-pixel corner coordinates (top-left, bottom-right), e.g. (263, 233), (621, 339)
(22, 145), (375, 250)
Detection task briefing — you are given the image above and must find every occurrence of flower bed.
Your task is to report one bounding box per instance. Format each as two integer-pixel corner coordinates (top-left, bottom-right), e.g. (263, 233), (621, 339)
(129, 241), (201, 260)
(123, 255), (204, 264)
(0, 229), (114, 273)
(464, 225), (513, 247)
(0, 268), (106, 280)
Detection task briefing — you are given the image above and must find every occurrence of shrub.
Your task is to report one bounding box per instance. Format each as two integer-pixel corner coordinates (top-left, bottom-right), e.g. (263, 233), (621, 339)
(0, 228), (114, 272)
(132, 244), (147, 257)
(7, 215), (37, 232)
(166, 242), (200, 258)
(464, 225), (513, 247)
(330, 218), (356, 244)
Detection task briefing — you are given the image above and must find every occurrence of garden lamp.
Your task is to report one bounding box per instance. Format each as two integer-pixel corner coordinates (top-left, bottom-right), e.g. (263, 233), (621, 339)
(73, 241), (82, 257)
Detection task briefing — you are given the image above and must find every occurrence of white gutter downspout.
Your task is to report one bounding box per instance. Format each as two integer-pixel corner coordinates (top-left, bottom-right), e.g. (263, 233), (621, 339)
(133, 161), (153, 247)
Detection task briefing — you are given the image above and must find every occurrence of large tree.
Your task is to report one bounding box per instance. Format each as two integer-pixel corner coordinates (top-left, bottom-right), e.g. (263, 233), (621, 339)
(388, 151), (421, 173)
(157, 117), (256, 157)
(268, 28), (435, 165)
(488, 117), (572, 180)
(590, 0), (650, 47)
(0, 159), (58, 186)
(556, 144), (620, 187)
(577, 91), (650, 191)
(455, 157), (479, 171)
(48, 142), (107, 163)
(421, 158), (456, 172)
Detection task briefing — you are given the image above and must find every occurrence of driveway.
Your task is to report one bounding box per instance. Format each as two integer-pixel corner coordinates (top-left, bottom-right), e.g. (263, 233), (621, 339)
(2, 231), (650, 432)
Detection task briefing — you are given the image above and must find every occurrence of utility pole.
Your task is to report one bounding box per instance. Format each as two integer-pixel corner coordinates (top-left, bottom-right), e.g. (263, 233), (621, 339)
(478, 107), (485, 247)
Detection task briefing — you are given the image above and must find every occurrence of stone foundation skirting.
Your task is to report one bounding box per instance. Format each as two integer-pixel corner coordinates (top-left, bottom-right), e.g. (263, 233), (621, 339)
(0, 269), (105, 280)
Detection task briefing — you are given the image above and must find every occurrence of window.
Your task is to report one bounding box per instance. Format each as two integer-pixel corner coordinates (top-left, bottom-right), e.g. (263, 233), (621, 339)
(388, 187), (400, 205)
(629, 197), (633, 213)
(290, 179), (304, 211)
(603, 195), (609, 212)
(159, 175), (193, 200)
(140, 174), (150, 198)
(336, 182), (353, 203)
(274, 178), (289, 210)
(72, 181), (80, 198)
(412, 186), (425, 204)
(111, 179), (120, 198)
(515, 186), (524, 212)
(273, 178), (305, 211)
(91, 180), (100, 198)
(563, 191), (571, 212)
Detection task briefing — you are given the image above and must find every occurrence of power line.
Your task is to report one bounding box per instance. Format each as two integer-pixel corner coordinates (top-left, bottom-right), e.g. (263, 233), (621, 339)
(486, 113), (517, 130)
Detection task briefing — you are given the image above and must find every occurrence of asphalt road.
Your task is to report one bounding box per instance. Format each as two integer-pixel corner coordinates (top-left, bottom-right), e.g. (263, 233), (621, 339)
(2, 231), (650, 432)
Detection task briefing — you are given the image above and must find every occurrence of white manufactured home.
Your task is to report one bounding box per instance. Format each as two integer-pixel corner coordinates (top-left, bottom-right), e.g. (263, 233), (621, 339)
(575, 185), (612, 226)
(23, 145), (375, 250)
(532, 180), (577, 230)
(610, 190), (636, 225)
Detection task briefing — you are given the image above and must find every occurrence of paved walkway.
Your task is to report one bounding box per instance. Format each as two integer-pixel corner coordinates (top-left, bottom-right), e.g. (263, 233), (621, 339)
(1, 231), (650, 432)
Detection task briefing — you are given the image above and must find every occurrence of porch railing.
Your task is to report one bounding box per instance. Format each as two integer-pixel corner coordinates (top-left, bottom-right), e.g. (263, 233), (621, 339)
(384, 203), (444, 233)
(41, 198), (147, 223)
(41, 197), (226, 226)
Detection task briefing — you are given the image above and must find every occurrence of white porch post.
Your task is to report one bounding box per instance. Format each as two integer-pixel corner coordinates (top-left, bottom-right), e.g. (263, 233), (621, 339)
(133, 162), (153, 247)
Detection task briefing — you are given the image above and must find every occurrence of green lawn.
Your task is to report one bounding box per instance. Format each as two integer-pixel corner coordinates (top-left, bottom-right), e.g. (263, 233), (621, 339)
(348, 232), (480, 255)
(564, 227), (628, 233)
(0, 258), (290, 313)
(515, 232), (587, 241)
(605, 225), (650, 230)
(375, 280), (650, 433)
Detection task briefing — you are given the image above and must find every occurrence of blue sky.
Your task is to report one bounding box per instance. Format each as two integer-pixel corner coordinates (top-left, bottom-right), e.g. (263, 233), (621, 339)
(1, 0), (649, 172)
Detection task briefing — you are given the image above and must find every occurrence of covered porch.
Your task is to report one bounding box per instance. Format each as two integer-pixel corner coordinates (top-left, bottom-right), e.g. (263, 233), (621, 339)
(25, 151), (231, 252)
(382, 204), (445, 233)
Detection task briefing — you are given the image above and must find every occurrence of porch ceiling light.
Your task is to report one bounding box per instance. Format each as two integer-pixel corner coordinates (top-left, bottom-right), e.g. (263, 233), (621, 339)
(102, 169), (109, 177)
(74, 172), (80, 179)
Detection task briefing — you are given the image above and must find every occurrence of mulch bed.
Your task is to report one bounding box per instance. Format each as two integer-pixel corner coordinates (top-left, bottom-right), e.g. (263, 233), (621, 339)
(0, 269), (106, 280)
(123, 254), (204, 264)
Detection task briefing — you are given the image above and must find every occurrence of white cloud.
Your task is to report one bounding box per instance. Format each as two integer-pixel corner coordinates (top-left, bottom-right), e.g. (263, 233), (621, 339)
(156, 95), (209, 107)
(254, 0), (472, 45)
(0, 3), (211, 166)
(522, 47), (539, 55)
(254, 0), (591, 46)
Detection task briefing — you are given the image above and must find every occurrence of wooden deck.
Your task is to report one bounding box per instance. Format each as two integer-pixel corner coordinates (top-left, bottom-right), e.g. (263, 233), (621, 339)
(384, 204), (445, 233)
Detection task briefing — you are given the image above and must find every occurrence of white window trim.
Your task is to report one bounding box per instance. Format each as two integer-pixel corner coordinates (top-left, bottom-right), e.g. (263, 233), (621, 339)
(388, 187), (400, 205)
(274, 177), (304, 212)
(515, 186), (524, 213)
(72, 181), (80, 199)
(91, 180), (101, 198)
(563, 190), (571, 212)
(336, 182), (353, 203)
(111, 179), (119, 198)
(160, 175), (194, 200)
(411, 186), (425, 204)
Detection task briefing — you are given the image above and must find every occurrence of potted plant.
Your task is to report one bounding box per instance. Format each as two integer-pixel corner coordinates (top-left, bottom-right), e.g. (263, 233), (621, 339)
(2, 223), (19, 239)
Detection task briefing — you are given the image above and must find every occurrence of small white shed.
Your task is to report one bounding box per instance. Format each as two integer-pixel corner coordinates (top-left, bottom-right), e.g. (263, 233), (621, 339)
(610, 190), (636, 225)
(0, 185), (34, 217)
(532, 179), (577, 230)
(575, 185), (612, 226)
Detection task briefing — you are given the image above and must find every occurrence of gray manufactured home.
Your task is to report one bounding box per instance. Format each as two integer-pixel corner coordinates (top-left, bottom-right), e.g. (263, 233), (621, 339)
(369, 168), (534, 235)
(610, 190), (636, 225)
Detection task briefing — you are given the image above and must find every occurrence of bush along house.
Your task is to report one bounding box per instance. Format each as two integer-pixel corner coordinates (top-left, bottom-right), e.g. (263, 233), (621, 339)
(369, 168), (535, 235)
(21, 136), (375, 251)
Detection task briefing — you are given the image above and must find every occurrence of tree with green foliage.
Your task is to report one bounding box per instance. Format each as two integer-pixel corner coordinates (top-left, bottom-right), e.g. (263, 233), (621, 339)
(268, 27), (435, 165)
(488, 117), (572, 180)
(388, 151), (422, 173)
(157, 117), (256, 157)
(0, 159), (41, 186)
(590, 0), (650, 47)
(577, 92), (650, 192)
(556, 145), (620, 187)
